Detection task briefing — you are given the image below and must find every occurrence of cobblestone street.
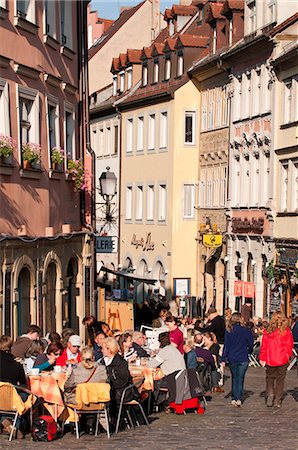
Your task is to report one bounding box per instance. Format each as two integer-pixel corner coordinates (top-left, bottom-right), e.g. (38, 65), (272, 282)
(1, 367), (297, 450)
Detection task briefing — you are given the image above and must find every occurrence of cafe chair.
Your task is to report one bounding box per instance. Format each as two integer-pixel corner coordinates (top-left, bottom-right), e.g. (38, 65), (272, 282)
(66, 382), (111, 439)
(287, 344), (298, 371)
(115, 378), (150, 434)
(0, 382), (37, 441)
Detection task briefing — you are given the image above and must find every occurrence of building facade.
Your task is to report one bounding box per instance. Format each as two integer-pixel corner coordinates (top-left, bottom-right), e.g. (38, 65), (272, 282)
(0, 0), (91, 338)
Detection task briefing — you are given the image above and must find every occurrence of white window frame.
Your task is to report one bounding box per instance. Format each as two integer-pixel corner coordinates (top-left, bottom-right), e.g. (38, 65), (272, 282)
(268, 0), (276, 23)
(159, 111), (168, 149)
(198, 169), (206, 208)
(279, 161), (288, 212)
(60, 0), (72, 48)
(137, 116), (144, 152)
(153, 59), (159, 83)
(119, 71), (125, 93)
(113, 124), (119, 155)
(46, 94), (60, 163)
(105, 125), (111, 155)
(283, 79), (295, 124)
(183, 184), (195, 219)
(0, 78), (10, 136)
(201, 91), (207, 131)
(64, 102), (75, 160)
(16, 0), (36, 23)
(17, 85), (39, 158)
(229, 18), (233, 46)
(112, 75), (117, 96)
(0, 0), (7, 9)
(158, 183), (167, 222)
(126, 118), (133, 153)
(220, 166), (227, 207)
(44, 0), (56, 38)
(184, 111), (196, 145)
(247, 0), (256, 34)
(146, 184), (155, 222)
(125, 185), (133, 221)
(177, 52), (183, 77)
(142, 64), (148, 87)
(127, 67), (133, 90)
(165, 56), (171, 81)
(212, 26), (217, 54)
(136, 184), (144, 221)
(148, 113), (156, 150)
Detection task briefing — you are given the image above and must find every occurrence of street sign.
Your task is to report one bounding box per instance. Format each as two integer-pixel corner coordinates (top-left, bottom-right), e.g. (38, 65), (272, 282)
(96, 236), (118, 253)
(203, 234), (222, 248)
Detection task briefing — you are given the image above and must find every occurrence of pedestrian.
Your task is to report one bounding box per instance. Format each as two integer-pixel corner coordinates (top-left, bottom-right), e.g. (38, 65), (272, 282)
(165, 313), (184, 354)
(259, 311), (294, 408)
(221, 313), (254, 407)
(204, 307), (226, 344)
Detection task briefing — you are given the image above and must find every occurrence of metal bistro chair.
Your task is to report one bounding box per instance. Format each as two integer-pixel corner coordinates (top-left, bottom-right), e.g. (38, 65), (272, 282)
(115, 377), (150, 434)
(0, 383), (37, 441)
(287, 344), (298, 371)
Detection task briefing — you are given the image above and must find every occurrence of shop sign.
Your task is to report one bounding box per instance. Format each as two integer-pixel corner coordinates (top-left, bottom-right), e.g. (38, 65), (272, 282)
(278, 248), (298, 267)
(244, 282), (255, 298)
(232, 217), (264, 234)
(200, 223), (219, 233)
(131, 232), (155, 251)
(96, 236), (118, 253)
(234, 280), (243, 296)
(203, 234), (222, 248)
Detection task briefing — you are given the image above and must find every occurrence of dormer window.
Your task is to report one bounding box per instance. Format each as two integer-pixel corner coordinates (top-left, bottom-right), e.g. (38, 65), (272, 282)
(165, 56), (171, 81)
(177, 51), (183, 77)
(153, 59), (159, 83)
(113, 75), (117, 96)
(212, 26), (217, 53)
(127, 67), (132, 90)
(229, 18), (233, 46)
(142, 63), (148, 87)
(119, 71), (125, 93)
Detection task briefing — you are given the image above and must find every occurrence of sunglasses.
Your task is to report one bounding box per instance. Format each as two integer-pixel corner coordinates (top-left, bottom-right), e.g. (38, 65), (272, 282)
(54, 352), (60, 356)
(72, 345), (80, 348)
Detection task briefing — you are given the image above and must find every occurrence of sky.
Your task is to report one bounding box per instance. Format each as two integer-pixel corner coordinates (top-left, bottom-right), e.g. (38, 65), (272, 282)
(91, 0), (175, 20)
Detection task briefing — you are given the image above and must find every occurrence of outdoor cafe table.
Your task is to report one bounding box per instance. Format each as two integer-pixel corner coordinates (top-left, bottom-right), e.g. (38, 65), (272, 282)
(29, 371), (68, 420)
(129, 364), (163, 391)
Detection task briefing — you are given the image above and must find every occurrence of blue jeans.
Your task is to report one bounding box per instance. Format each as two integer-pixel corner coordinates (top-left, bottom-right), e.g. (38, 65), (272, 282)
(229, 362), (249, 401)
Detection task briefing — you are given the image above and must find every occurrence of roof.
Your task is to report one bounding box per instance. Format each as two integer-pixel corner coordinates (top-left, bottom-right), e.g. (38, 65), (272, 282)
(176, 34), (209, 48)
(119, 53), (127, 68)
(111, 57), (120, 72)
(205, 2), (226, 23)
(88, 1), (146, 60)
(221, 0), (244, 15)
(164, 38), (177, 51)
(126, 49), (142, 64)
(97, 17), (114, 32)
(141, 46), (153, 59)
(270, 12), (298, 36)
(152, 42), (165, 55)
(172, 5), (198, 16)
(164, 8), (173, 20)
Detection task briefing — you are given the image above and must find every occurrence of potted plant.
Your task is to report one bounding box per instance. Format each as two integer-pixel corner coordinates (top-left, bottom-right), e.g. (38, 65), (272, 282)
(67, 159), (89, 192)
(22, 142), (41, 169)
(0, 134), (16, 164)
(51, 147), (65, 171)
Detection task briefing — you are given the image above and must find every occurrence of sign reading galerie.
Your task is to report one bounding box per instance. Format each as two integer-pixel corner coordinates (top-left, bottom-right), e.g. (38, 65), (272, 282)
(96, 236), (118, 253)
(131, 232), (155, 251)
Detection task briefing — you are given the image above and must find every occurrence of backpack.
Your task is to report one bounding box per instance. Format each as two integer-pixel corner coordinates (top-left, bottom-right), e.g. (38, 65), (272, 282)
(32, 415), (58, 442)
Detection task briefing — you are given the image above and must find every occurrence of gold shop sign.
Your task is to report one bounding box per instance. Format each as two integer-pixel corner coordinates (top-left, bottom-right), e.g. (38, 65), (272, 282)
(131, 232), (155, 251)
(203, 234), (222, 249)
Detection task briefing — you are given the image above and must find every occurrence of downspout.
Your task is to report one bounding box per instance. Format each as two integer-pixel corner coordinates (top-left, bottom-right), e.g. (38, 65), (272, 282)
(115, 104), (122, 269)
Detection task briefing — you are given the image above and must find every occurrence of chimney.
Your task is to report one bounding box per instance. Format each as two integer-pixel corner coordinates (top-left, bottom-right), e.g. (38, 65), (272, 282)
(151, 0), (160, 41)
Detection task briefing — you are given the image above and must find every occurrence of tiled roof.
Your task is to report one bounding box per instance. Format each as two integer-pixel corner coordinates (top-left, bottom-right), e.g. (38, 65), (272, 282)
(205, 2), (225, 22)
(119, 53), (127, 68)
(152, 43), (165, 55)
(97, 17), (114, 32)
(270, 11), (298, 36)
(164, 38), (177, 51)
(154, 26), (169, 43)
(164, 8), (173, 20)
(88, 1), (146, 60)
(221, 0), (244, 15)
(141, 46), (153, 59)
(111, 57), (120, 72)
(126, 49), (142, 63)
(176, 34), (209, 48)
(172, 5), (198, 16)
(192, 0), (208, 6)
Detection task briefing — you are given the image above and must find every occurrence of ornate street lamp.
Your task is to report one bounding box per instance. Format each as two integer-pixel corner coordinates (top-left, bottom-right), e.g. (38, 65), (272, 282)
(99, 167), (117, 223)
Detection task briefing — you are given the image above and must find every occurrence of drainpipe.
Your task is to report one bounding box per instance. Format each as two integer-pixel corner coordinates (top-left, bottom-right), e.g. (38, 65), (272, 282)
(115, 105), (122, 269)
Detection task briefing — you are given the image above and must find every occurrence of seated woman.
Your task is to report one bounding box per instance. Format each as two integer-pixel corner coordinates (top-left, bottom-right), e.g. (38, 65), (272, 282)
(202, 332), (224, 393)
(64, 347), (107, 405)
(24, 340), (45, 374)
(33, 342), (63, 372)
(148, 332), (186, 376)
(183, 338), (197, 369)
(119, 333), (138, 363)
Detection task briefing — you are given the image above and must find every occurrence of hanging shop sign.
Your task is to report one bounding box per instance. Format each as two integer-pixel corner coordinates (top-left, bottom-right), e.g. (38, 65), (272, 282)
(277, 248), (298, 267)
(96, 236), (118, 253)
(131, 232), (155, 251)
(232, 217), (264, 234)
(234, 280), (243, 296)
(244, 282), (255, 298)
(203, 234), (222, 248)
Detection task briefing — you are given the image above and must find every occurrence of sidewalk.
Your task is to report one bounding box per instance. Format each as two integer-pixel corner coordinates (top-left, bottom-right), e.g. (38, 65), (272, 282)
(1, 367), (297, 449)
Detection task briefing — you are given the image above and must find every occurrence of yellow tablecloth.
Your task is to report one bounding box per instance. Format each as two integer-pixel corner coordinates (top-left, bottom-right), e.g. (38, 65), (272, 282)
(129, 365), (163, 391)
(29, 372), (68, 419)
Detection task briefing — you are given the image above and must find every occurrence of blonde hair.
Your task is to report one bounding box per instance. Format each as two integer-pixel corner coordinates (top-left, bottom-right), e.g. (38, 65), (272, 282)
(102, 337), (120, 356)
(81, 346), (95, 369)
(267, 311), (290, 334)
(203, 332), (218, 344)
(226, 312), (243, 332)
(184, 338), (195, 349)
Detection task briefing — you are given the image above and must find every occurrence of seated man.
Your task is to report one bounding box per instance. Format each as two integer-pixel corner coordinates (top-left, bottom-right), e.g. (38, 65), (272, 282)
(194, 333), (215, 367)
(56, 335), (81, 367)
(93, 331), (105, 362)
(148, 332), (186, 376)
(132, 331), (149, 358)
(11, 325), (41, 359)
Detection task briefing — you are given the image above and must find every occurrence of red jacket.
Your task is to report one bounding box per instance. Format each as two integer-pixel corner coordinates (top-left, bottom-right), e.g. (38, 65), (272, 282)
(56, 349), (81, 367)
(260, 328), (293, 367)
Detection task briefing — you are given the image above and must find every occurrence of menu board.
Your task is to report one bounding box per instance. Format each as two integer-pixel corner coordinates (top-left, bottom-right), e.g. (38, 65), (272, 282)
(270, 287), (282, 313)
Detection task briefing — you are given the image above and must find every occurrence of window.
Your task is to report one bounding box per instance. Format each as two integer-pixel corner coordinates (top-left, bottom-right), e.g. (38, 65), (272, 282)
(113, 75), (117, 96)
(142, 64), (148, 87)
(185, 111), (195, 144)
(198, 169), (206, 207)
(201, 92), (207, 131)
(268, 0), (276, 23)
(60, 0), (72, 48)
(158, 184), (167, 221)
(65, 106), (75, 159)
(153, 59), (159, 83)
(247, 0), (256, 34)
(0, 79), (10, 136)
(294, 162), (298, 211)
(127, 68), (132, 90)
(146, 185), (154, 221)
(206, 170), (213, 207)
(0, 0), (7, 8)
(208, 89), (214, 129)
(165, 56), (171, 80)
(229, 19), (233, 46)
(160, 111), (168, 149)
(47, 96), (59, 156)
(106, 126), (111, 155)
(220, 166), (227, 206)
(16, 0), (35, 23)
(44, 0), (56, 38)
(114, 125), (119, 155)
(99, 128), (104, 156)
(212, 27), (217, 54)
(119, 71), (125, 92)
(148, 114), (156, 150)
(283, 80), (296, 124)
(177, 52), (183, 77)
(126, 118), (133, 153)
(136, 185), (143, 221)
(125, 186), (133, 220)
(252, 69), (261, 116)
(18, 86), (39, 152)
(183, 184), (195, 218)
(137, 116), (144, 151)
(279, 161), (288, 211)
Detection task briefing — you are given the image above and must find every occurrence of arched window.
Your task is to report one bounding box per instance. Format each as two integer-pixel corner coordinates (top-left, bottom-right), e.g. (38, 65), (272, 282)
(17, 267), (31, 335)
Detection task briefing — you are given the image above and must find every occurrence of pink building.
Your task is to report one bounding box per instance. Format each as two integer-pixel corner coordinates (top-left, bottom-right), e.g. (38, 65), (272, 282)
(87, 3), (113, 49)
(0, 0), (92, 338)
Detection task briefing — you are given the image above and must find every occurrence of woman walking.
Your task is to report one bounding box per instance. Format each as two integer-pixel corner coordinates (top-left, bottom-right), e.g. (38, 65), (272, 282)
(221, 313), (254, 407)
(259, 311), (294, 408)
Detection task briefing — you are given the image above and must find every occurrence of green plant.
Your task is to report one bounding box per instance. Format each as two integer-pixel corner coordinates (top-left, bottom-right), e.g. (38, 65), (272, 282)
(0, 134), (16, 158)
(51, 147), (65, 165)
(22, 142), (41, 165)
(67, 159), (89, 192)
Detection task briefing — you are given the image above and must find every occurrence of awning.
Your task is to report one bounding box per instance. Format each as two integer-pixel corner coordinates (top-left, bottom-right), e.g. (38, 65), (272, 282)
(98, 266), (158, 285)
